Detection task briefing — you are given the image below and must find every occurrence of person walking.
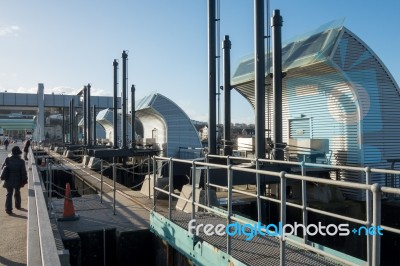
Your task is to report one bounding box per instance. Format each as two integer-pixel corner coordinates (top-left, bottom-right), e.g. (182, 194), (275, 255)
(23, 138), (31, 160)
(4, 138), (9, 150)
(2, 146), (27, 215)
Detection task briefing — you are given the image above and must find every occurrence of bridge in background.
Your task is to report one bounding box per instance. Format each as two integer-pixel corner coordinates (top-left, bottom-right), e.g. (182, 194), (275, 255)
(0, 83), (118, 140)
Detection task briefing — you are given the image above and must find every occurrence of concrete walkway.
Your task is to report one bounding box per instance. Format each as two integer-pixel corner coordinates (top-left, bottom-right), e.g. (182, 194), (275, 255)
(0, 145), (28, 266)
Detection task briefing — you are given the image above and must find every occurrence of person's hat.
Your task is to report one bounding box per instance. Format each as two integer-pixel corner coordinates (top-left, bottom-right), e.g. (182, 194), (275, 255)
(12, 146), (22, 155)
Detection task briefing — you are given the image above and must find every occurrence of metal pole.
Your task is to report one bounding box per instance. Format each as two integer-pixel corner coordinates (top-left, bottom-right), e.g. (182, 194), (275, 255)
(301, 161), (308, 244)
(206, 154), (210, 207)
(272, 9), (284, 160)
(49, 162), (52, 214)
(255, 0), (266, 159)
(71, 98), (75, 144)
(69, 99), (72, 143)
(191, 162), (196, 221)
(87, 83), (92, 147)
(168, 158), (173, 220)
(122, 51), (128, 149)
(113, 159), (116, 215)
(93, 105), (97, 145)
(365, 167), (372, 265)
(100, 160), (103, 203)
(227, 165), (233, 255)
(148, 155), (151, 199)
(83, 86), (87, 146)
(208, 0), (217, 155)
(223, 35), (232, 156)
(153, 156), (157, 210)
(372, 184), (381, 266)
(280, 171), (286, 266)
(113, 59), (118, 149)
(131, 85), (135, 148)
(256, 159), (261, 222)
(62, 106), (65, 146)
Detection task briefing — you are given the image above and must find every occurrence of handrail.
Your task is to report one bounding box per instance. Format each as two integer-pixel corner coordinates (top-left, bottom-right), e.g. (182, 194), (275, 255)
(152, 155), (400, 266)
(28, 148), (62, 266)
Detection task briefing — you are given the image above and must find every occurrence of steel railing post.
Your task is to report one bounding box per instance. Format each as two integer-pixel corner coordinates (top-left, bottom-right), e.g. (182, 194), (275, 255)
(168, 158), (173, 220)
(371, 183), (381, 266)
(206, 154), (210, 207)
(113, 161), (116, 215)
(49, 162), (52, 214)
(148, 155), (151, 199)
(301, 161), (308, 244)
(280, 171), (287, 266)
(227, 164), (233, 255)
(191, 161), (196, 222)
(100, 160), (103, 204)
(153, 156), (157, 211)
(256, 158), (261, 222)
(365, 166), (372, 265)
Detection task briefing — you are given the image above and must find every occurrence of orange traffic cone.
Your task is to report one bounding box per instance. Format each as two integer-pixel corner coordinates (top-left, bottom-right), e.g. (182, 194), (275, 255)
(58, 182), (79, 221)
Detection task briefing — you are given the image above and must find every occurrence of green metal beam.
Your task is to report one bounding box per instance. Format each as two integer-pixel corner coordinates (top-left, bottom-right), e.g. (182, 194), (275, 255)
(150, 211), (246, 266)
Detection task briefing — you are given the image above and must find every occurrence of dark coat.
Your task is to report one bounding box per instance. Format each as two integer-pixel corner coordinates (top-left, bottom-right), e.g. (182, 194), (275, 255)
(2, 155), (27, 188)
(23, 140), (31, 152)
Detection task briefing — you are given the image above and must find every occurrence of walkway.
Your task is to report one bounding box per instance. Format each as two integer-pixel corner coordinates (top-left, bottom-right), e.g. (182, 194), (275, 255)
(0, 144), (28, 266)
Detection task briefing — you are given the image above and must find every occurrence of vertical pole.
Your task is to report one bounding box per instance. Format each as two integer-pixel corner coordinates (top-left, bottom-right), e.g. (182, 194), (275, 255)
(280, 171), (286, 266)
(208, 0), (217, 155)
(153, 156), (157, 210)
(301, 161), (308, 244)
(365, 167), (372, 265)
(87, 84), (92, 147)
(83, 86), (87, 146)
(62, 106), (65, 146)
(72, 98), (75, 144)
(223, 35), (232, 156)
(254, 0), (265, 159)
(49, 163), (53, 214)
(113, 59), (119, 149)
(93, 105), (97, 146)
(256, 159), (262, 222)
(372, 184), (381, 266)
(131, 85), (136, 148)
(191, 162), (196, 221)
(168, 158), (173, 220)
(148, 155), (151, 199)
(100, 160), (103, 203)
(272, 9), (284, 160)
(122, 51), (128, 149)
(227, 165), (233, 255)
(70, 98), (74, 144)
(113, 159), (116, 215)
(206, 154), (210, 207)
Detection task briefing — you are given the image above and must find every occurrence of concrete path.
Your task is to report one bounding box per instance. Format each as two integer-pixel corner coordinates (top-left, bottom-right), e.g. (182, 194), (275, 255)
(0, 144), (28, 266)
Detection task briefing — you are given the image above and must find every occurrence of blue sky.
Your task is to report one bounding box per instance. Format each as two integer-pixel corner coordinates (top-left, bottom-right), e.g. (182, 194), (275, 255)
(1, 1), (399, 123)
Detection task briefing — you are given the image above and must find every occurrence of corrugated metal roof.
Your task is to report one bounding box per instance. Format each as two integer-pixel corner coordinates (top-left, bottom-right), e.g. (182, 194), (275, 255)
(232, 23), (400, 200)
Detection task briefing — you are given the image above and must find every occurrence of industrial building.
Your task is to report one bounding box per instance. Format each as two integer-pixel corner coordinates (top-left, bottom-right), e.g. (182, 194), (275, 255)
(232, 20), (400, 200)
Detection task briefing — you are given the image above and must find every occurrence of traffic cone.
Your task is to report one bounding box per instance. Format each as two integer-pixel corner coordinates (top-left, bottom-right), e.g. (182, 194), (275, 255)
(58, 182), (79, 221)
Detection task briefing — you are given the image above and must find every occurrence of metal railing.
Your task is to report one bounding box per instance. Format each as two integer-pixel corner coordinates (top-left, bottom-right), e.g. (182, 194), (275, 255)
(28, 148), (63, 266)
(152, 154), (400, 266)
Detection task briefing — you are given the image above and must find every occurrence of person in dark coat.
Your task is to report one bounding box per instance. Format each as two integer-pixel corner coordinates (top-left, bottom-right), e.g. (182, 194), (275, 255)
(2, 146), (27, 215)
(23, 139), (31, 160)
(4, 139), (9, 150)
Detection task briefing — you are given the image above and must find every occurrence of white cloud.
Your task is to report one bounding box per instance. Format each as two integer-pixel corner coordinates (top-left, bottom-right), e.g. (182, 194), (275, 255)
(0, 25), (20, 37)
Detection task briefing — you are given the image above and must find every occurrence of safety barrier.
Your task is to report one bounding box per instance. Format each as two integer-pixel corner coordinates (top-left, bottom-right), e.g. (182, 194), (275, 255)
(27, 148), (66, 266)
(151, 154), (400, 266)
